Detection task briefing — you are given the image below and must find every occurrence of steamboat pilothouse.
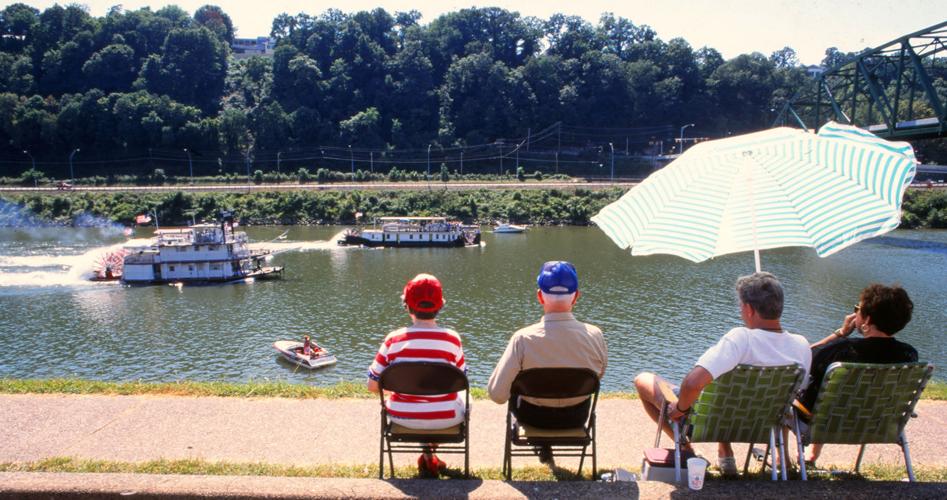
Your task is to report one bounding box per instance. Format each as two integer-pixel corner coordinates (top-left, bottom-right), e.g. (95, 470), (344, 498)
(337, 216), (481, 248)
(117, 212), (283, 285)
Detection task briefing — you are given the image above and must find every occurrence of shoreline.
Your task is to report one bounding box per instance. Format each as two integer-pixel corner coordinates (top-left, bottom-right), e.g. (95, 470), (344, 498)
(1, 377), (943, 400)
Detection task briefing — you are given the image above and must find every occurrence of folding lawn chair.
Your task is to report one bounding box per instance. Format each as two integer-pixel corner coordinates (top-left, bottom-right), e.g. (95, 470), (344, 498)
(377, 361), (470, 479)
(791, 361), (934, 481)
(653, 364), (804, 482)
(502, 367), (599, 480)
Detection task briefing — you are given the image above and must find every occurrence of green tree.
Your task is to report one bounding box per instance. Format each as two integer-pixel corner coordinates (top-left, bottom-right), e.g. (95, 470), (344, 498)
(194, 5), (234, 44)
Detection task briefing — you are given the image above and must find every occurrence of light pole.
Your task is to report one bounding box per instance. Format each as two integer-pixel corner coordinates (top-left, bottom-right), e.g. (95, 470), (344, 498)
(69, 148), (80, 183)
(427, 144), (432, 178)
(369, 151), (373, 174)
(679, 123), (695, 155)
(183, 148), (193, 183)
(608, 142), (615, 181)
(276, 151), (282, 175)
(460, 151), (464, 175)
(348, 145), (353, 174)
(22, 150), (35, 186)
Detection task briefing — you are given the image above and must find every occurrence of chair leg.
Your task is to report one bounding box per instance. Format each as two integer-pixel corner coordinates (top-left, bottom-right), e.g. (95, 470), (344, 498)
(793, 413), (807, 481)
(379, 429), (385, 479)
(592, 424), (597, 480)
(854, 444), (866, 475)
(900, 431), (916, 482)
(387, 443), (395, 479)
(776, 428), (788, 480)
(577, 445), (587, 477)
(743, 443), (754, 475)
(672, 421), (682, 483)
(769, 429), (778, 481)
(465, 434), (470, 479)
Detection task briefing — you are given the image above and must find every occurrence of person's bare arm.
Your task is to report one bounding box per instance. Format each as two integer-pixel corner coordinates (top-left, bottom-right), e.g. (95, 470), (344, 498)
(810, 313), (857, 349)
(668, 366), (713, 421)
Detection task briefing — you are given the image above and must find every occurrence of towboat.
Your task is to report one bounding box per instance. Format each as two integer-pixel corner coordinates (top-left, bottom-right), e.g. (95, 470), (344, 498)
(273, 340), (337, 369)
(117, 212), (283, 285)
(492, 222), (527, 234)
(338, 217), (481, 248)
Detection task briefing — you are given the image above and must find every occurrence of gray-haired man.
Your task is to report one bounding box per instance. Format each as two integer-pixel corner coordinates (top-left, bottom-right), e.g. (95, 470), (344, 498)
(634, 272), (811, 475)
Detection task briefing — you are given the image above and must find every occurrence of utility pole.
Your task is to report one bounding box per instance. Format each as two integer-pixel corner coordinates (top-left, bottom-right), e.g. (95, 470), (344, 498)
(555, 151), (559, 175)
(679, 123), (695, 155)
(526, 128), (531, 152)
(348, 145), (354, 174)
(609, 142), (615, 181)
(277, 151), (281, 175)
(370, 151), (373, 174)
(69, 148), (80, 183)
(427, 144), (432, 178)
(183, 148), (193, 183)
(625, 137), (629, 155)
(22, 150), (35, 186)
(245, 147), (252, 188)
(499, 146), (503, 176)
(460, 151), (464, 175)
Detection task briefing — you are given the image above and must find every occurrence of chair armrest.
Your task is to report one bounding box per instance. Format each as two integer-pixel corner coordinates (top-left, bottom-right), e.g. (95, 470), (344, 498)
(657, 379), (679, 407)
(792, 399), (812, 419)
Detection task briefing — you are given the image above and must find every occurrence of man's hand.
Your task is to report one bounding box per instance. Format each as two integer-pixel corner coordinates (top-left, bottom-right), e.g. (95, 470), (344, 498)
(668, 402), (689, 422)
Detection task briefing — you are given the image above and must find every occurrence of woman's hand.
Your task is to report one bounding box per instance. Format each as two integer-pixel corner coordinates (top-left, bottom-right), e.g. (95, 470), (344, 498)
(839, 313), (857, 337)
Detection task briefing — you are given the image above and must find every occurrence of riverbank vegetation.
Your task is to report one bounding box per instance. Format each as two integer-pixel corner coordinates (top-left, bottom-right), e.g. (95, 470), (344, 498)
(0, 378), (943, 400)
(0, 188), (626, 226)
(2, 187), (946, 228)
(2, 4), (943, 181)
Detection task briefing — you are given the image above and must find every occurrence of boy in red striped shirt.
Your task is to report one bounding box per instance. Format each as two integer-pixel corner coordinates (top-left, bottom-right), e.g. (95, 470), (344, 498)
(367, 273), (466, 475)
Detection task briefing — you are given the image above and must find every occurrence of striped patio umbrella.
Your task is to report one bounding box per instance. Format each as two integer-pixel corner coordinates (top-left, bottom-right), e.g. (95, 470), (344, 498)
(592, 122), (917, 271)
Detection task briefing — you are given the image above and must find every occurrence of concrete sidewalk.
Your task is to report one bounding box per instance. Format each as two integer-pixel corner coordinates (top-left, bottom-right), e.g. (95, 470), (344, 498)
(2, 394), (946, 472)
(4, 394), (947, 498)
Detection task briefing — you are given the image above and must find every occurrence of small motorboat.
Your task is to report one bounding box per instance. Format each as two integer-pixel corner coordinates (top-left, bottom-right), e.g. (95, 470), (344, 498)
(273, 340), (337, 369)
(492, 222), (527, 234)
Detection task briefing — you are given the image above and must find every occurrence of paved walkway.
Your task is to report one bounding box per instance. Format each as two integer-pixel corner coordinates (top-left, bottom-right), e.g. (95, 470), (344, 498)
(3, 394), (946, 472)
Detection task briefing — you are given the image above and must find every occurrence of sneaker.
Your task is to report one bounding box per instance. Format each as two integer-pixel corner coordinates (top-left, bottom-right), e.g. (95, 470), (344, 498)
(717, 456), (738, 477)
(417, 453), (446, 477)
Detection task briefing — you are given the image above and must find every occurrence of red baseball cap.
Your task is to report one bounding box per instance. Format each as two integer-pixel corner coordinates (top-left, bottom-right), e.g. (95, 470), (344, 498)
(402, 273), (444, 313)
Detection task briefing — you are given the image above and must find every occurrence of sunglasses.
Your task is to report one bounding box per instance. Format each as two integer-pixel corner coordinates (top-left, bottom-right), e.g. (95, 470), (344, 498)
(853, 304), (861, 313)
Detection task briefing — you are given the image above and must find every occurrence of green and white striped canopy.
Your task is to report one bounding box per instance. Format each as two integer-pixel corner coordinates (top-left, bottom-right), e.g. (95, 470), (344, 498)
(592, 122), (916, 268)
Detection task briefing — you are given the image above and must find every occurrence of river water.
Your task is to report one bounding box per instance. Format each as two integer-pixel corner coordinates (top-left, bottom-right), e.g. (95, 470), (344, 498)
(0, 226), (945, 391)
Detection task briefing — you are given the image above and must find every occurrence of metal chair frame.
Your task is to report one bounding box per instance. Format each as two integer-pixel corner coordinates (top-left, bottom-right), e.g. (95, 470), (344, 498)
(377, 362), (470, 479)
(501, 367), (600, 480)
(790, 361), (934, 482)
(656, 364), (804, 482)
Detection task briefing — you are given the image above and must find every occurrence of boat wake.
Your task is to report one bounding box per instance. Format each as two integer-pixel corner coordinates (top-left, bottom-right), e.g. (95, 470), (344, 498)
(0, 243), (127, 287)
(251, 231), (352, 255)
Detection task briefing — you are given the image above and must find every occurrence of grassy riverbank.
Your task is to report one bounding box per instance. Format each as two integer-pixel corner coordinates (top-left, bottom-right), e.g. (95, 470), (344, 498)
(2, 187), (945, 228)
(0, 188), (623, 226)
(2, 456), (946, 482)
(1, 378), (944, 400)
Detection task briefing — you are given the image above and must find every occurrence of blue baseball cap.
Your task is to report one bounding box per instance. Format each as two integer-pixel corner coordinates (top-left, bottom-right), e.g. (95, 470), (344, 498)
(537, 261), (578, 294)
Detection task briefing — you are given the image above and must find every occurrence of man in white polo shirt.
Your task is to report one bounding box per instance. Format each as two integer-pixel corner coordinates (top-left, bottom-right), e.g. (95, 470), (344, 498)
(634, 272), (811, 476)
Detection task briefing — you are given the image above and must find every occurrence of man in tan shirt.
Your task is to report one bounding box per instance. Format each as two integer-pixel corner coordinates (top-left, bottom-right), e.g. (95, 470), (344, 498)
(488, 261), (607, 435)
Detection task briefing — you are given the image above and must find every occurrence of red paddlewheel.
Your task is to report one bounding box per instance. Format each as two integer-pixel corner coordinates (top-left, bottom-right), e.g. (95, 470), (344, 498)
(91, 248), (128, 279)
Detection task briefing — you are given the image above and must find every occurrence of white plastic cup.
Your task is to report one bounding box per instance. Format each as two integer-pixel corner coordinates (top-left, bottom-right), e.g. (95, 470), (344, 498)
(687, 457), (708, 490)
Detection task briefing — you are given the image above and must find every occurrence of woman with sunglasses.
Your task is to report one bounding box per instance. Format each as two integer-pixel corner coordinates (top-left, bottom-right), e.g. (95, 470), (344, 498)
(798, 283), (918, 465)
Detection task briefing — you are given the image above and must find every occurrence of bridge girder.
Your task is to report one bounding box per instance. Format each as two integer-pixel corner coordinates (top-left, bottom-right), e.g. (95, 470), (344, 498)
(776, 21), (947, 140)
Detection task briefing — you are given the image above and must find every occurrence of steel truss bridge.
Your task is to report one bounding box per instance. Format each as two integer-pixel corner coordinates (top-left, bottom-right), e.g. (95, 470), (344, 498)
(776, 21), (947, 140)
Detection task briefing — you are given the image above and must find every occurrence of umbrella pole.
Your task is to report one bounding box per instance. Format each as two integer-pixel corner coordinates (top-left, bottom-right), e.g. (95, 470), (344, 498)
(754, 249), (761, 273)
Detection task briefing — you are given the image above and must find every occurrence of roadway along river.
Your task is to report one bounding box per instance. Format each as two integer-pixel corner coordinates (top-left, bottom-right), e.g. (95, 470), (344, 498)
(1, 226), (945, 391)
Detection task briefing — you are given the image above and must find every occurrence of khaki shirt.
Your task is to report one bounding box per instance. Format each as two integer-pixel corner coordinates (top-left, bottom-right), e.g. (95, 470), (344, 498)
(487, 312), (607, 407)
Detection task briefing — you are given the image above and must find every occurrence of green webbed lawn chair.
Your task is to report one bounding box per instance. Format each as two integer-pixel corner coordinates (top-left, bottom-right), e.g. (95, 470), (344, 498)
(792, 361), (934, 481)
(656, 364), (805, 482)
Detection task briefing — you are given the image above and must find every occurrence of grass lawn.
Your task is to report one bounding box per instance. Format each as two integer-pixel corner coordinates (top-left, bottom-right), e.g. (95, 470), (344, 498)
(2, 456), (945, 482)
